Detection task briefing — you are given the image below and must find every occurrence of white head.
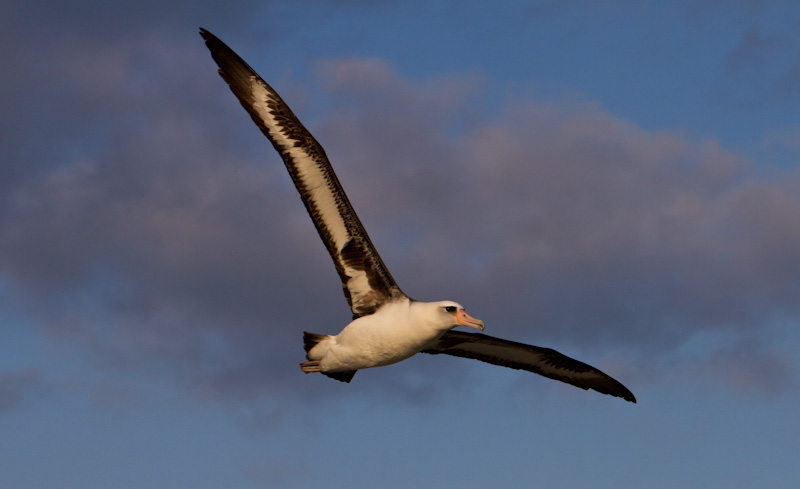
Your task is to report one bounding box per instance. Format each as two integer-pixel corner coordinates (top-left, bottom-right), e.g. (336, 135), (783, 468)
(418, 300), (485, 332)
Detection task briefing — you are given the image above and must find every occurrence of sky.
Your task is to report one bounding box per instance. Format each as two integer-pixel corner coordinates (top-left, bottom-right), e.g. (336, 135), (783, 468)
(2, 0), (800, 488)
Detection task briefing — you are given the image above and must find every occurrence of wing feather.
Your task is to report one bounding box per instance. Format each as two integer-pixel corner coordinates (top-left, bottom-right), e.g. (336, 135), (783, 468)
(200, 29), (403, 317)
(423, 331), (636, 403)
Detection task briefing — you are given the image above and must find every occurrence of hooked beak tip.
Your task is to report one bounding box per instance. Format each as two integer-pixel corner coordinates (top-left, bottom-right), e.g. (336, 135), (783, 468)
(456, 309), (485, 331)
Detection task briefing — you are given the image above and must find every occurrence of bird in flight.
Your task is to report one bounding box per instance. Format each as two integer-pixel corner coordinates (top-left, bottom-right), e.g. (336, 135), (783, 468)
(200, 28), (636, 403)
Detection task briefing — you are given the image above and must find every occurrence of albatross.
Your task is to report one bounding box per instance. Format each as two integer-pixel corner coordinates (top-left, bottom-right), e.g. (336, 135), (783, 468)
(200, 28), (636, 403)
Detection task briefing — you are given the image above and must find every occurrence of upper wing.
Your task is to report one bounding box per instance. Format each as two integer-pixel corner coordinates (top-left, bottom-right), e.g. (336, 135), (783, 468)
(200, 28), (404, 318)
(422, 331), (636, 403)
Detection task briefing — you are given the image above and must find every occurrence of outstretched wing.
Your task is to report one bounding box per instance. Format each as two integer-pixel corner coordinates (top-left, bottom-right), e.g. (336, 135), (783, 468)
(422, 331), (636, 402)
(200, 28), (404, 318)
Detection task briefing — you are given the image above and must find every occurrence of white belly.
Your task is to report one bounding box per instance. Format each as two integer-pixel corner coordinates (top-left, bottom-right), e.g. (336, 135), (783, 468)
(317, 300), (445, 372)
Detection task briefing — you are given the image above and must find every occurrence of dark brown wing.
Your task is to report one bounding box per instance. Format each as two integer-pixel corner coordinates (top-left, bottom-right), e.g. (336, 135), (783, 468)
(423, 331), (636, 402)
(200, 29), (404, 318)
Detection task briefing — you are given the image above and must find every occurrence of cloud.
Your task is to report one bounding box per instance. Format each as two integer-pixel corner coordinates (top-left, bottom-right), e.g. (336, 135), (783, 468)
(763, 125), (800, 154)
(706, 341), (797, 396)
(0, 368), (45, 413)
(721, 13), (800, 105)
(312, 63), (800, 351)
(2, 24), (799, 408)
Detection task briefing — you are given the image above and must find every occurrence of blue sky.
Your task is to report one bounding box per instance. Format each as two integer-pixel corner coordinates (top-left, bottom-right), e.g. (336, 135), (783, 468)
(2, 1), (800, 488)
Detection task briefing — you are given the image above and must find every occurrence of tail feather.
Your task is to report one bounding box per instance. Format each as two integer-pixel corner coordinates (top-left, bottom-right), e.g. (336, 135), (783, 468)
(302, 332), (357, 383)
(323, 370), (357, 383)
(303, 331), (328, 359)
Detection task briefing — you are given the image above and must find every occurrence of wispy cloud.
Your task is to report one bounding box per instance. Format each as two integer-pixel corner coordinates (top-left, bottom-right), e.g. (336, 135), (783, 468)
(0, 368), (45, 413)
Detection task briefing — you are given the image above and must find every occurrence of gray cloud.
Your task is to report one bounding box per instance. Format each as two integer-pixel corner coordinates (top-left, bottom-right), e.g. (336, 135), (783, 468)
(3, 22), (799, 408)
(0, 369), (45, 413)
(718, 9), (800, 109)
(705, 340), (797, 396)
(313, 64), (800, 348)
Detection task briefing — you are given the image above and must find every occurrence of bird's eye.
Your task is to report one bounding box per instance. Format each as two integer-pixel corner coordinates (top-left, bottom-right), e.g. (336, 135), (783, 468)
(444, 306), (457, 313)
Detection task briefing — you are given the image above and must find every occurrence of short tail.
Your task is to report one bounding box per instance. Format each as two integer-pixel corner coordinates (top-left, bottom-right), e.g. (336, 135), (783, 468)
(303, 331), (329, 359)
(301, 331), (357, 383)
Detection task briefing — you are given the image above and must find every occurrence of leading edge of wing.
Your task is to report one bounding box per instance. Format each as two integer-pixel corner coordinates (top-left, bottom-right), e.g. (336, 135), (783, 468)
(199, 28), (404, 318)
(422, 331), (636, 403)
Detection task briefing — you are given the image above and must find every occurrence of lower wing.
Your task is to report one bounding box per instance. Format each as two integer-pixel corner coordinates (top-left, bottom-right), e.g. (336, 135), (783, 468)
(422, 331), (636, 403)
